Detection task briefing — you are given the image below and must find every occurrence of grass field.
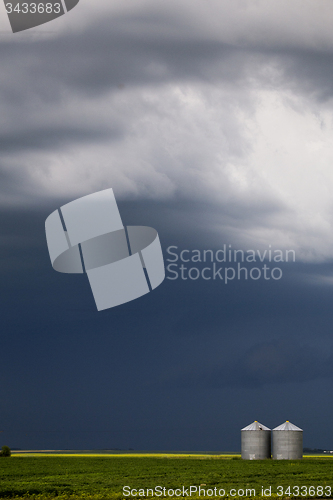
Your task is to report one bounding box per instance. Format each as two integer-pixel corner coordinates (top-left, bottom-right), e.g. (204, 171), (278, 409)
(0, 453), (333, 500)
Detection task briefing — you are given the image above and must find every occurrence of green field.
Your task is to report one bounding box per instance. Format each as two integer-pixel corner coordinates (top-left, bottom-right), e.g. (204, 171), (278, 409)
(0, 453), (333, 500)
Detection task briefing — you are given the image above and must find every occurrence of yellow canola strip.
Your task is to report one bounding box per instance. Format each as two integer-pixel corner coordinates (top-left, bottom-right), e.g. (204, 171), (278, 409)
(10, 452), (333, 459)
(11, 452), (239, 458)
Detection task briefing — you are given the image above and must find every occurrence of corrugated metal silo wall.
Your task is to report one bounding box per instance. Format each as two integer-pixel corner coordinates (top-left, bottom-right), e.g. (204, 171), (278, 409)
(272, 431), (303, 459)
(241, 430), (271, 459)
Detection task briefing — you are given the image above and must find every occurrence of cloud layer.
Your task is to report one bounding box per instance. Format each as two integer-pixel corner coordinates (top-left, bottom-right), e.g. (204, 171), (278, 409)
(1, 1), (333, 263)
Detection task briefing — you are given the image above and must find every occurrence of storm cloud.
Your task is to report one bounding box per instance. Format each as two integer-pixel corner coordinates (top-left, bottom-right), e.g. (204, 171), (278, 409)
(1, 1), (333, 451)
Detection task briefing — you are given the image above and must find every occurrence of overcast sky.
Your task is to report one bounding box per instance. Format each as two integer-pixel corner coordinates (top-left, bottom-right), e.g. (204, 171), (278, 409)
(1, 0), (333, 451)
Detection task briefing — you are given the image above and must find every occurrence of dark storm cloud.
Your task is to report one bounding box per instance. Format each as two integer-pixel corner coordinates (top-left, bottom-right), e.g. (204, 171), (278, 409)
(0, 29), (247, 97)
(118, 198), (288, 247)
(1, 7), (332, 105)
(0, 8), (331, 101)
(241, 340), (331, 384)
(1, 2), (332, 227)
(0, 168), (29, 193)
(2, 2), (333, 451)
(0, 124), (115, 153)
(0, 2), (332, 231)
(280, 49), (333, 102)
(1, 203), (333, 449)
(155, 319), (333, 391)
(246, 44), (333, 102)
(221, 339), (332, 388)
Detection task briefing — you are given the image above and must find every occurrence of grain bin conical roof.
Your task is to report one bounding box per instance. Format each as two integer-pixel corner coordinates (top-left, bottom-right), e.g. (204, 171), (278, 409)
(273, 421), (302, 431)
(241, 420), (270, 431)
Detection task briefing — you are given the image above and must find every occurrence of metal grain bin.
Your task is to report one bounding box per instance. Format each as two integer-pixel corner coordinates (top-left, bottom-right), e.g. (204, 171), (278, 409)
(241, 421), (271, 460)
(272, 421), (303, 460)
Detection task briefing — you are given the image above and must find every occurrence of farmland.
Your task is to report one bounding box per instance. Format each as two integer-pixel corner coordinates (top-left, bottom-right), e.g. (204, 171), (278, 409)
(0, 453), (333, 499)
